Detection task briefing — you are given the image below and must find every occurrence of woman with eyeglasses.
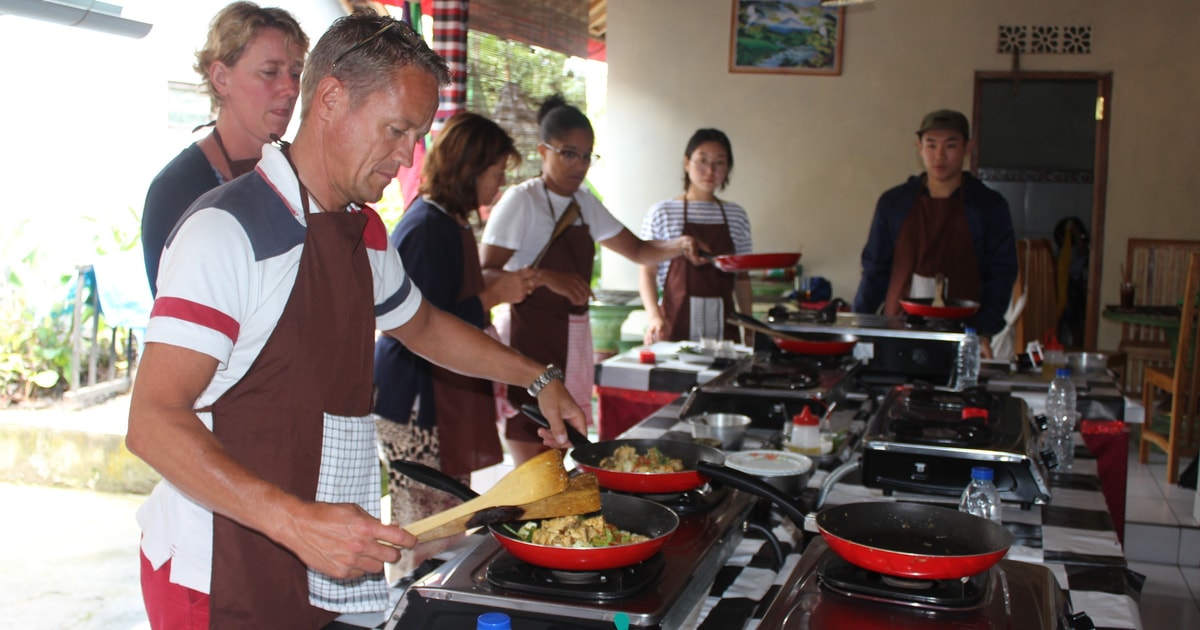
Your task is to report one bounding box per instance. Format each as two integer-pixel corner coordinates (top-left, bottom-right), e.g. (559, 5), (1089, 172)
(372, 112), (534, 575)
(638, 128), (754, 346)
(481, 94), (708, 463)
(140, 2), (307, 296)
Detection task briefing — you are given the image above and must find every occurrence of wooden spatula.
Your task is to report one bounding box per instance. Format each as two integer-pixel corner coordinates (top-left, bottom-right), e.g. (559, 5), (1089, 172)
(932, 273), (947, 308)
(413, 473), (602, 542)
(400, 449), (569, 540)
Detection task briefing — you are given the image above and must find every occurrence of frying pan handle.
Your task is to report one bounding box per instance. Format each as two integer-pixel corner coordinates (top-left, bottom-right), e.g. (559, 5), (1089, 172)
(695, 461), (808, 528)
(520, 403), (592, 448)
(390, 460), (479, 501)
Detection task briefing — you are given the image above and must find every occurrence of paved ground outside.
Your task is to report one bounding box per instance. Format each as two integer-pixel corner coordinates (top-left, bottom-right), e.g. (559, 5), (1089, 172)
(0, 481), (148, 629)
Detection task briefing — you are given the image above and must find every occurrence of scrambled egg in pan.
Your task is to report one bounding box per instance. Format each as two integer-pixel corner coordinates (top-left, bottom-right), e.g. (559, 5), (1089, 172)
(598, 445), (685, 473)
(515, 515), (650, 548)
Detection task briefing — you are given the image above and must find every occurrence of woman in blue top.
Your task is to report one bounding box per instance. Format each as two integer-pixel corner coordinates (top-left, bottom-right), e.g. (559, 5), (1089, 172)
(373, 112), (534, 572)
(140, 2), (307, 295)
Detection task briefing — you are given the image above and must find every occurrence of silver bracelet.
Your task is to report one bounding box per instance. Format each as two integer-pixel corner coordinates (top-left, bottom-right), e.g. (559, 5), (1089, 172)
(526, 364), (564, 397)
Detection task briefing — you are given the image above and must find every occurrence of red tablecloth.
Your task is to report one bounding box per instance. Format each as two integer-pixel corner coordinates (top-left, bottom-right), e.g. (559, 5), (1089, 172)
(596, 386), (680, 440)
(1081, 419), (1129, 543)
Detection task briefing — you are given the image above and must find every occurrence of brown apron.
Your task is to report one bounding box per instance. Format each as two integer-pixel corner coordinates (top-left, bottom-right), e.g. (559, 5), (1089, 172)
(208, 157), (375, 628)
(506, 189), (594, 441)
(884, 189), (981, 316)
(431, 225), (503, 477)
(660, 199), (738, 342)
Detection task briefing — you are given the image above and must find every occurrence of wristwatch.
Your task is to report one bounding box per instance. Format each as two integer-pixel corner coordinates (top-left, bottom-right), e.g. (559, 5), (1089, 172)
(526, 364), (564, 397)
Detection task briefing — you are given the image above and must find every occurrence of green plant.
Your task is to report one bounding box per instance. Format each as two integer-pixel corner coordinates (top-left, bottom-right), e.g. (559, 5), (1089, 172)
(1, 208), (139, 405)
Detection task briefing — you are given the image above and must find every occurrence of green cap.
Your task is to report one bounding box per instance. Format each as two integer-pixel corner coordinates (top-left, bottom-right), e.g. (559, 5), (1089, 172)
(917, 109), (970, 139)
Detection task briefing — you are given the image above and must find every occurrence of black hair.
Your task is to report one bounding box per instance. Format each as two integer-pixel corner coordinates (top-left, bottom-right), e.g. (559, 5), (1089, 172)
(537, 93), (592, 143)
(683, 128), (734, 191)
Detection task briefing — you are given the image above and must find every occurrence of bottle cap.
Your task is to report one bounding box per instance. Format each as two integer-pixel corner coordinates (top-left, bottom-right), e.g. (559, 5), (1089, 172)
(964, 326), (977, 335)
(792, 407), (820, 426)
(970, 466), (994, 481)
(1055, 367), (1071, 378)
(477, 612), (512, 630)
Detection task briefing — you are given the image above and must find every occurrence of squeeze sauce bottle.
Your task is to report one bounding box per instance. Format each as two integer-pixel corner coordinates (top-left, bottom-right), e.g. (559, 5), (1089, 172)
(789, 407), (822, 455)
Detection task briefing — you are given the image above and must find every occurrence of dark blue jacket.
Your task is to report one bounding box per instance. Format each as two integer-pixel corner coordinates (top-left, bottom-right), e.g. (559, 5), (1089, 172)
(373, 198), (487, 427)
(852, 173), (1017, 337)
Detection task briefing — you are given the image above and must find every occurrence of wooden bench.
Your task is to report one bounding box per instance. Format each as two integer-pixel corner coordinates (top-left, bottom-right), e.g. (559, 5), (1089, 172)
(1118, 239), (1200, 394)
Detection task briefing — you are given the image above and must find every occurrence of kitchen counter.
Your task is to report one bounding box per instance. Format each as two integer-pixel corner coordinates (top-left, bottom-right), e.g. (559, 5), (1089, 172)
(347, 374), (1142, 629)
(593, 341), (749, 439)
(618, 397), (1144, 630)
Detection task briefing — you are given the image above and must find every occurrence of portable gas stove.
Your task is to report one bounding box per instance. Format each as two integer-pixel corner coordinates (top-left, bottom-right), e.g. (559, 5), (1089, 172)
(678, 352), (859, 433)
(383, 488), (756, 629)
(860, 385), (1052, 507)
(767, 307), (965, 385)
(757, 538), (1092, 629)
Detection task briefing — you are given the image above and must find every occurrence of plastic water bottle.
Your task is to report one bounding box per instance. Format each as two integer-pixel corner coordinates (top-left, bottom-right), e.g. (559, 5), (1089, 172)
(477, 612), (512, 630)
(1045, 367), (1077, 469)
(959, 466), (1002, 523)
(955, 327), (981, 390)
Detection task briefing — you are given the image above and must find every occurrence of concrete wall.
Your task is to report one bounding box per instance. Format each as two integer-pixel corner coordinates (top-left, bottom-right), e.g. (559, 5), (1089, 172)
(603, 0), (1200, 350)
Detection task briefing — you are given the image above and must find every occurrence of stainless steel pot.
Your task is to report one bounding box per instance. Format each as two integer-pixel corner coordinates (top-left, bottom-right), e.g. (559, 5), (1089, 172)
(686, 413), (751, 450)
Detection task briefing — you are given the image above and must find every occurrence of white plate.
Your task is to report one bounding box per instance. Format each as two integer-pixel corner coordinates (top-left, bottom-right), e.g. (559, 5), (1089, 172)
(724, 450), (813, 477)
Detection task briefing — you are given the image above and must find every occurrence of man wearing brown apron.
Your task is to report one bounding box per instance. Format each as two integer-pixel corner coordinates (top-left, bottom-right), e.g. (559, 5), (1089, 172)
(853, 109), (1017, 358)
(127, 13), (584, 629)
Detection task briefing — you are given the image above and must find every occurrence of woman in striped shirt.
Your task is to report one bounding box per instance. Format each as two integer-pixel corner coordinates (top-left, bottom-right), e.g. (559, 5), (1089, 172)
(639, 128), (753, 345)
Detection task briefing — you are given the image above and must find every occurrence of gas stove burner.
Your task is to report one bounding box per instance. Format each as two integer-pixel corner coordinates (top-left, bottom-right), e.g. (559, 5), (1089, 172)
(610, 484), (728, 516)
(736, 370), (818, 391)
(890, 415), (992, 447)
(816, 550), (988, 610)
(767, 349), (842, 369)
(905, 385), (994, 415)
(903, 313), (967, 332)
(486, 552), (665, 601)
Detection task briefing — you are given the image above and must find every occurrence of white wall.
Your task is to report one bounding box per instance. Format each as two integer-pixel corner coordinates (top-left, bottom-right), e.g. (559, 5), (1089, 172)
(604, 0), (1200, 350)
(0, 1), (343, 294)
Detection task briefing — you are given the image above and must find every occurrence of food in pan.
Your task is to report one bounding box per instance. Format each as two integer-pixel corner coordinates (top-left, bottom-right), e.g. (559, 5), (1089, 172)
(598, 445), (685, 473)
(513, 514), (649, 548)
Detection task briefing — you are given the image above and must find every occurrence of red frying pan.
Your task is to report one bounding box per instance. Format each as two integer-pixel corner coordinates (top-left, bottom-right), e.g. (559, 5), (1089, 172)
(899, 297), (980, 320)
(521, 405), (725, 493)
(704, 252), (802, 272)
(389, 460), (679, 571)
(815, 502), (1013, 579)
(729, 312), (858, 356)
(489, 493), (679, 570)
(772, 333), (858, 356)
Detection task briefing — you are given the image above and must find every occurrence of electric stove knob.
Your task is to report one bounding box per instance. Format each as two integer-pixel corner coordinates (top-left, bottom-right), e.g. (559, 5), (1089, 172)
(1066, 610), (1096, 629)
(1041, 447), (1060, 470)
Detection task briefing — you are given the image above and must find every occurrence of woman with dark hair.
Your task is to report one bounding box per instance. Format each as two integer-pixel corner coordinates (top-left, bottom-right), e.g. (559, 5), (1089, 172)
(141, 1), (308, 295)
(639, 128), (754, 345)
(373, 112), (533, 573)
(480, 94), (707, 463)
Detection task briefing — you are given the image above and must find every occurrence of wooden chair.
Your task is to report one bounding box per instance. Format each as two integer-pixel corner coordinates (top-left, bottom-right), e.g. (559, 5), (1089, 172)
(1139, 252), (1200, 484)
(1120, 239), (1200, 395)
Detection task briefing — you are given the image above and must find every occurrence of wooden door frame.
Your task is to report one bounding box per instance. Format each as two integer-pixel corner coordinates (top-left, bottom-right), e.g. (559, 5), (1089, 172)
(971, 70), (1113, 350)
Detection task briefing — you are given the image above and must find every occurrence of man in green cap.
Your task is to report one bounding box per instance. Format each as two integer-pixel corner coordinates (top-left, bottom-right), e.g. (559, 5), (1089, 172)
(852, 108), (1017, 358)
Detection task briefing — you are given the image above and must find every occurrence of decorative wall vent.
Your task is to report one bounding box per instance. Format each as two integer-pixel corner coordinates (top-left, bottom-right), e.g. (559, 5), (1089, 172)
(998, 25), (1091, 54)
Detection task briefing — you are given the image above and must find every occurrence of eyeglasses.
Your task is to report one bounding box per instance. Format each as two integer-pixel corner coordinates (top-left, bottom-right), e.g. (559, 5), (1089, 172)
(331, 21), (398, 72)
(541, 143), (600, 166)
(690, 157), (729, 171)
